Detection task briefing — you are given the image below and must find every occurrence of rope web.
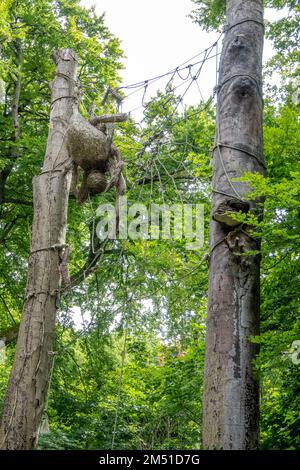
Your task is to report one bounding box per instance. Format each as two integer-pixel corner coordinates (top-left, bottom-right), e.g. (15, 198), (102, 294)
(77, 35), (222, 210)
(59, 35), (222, 302)
(52, 34), (223, 341)
(50, 36), (223, 447)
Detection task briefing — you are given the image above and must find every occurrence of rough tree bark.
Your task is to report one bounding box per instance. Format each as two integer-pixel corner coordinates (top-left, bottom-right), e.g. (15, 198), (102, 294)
(0, 49), (78, 450)
(202, 0), (264, 449)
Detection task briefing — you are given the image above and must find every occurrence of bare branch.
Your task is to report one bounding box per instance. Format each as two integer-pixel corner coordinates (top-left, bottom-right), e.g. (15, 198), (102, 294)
(89, 113), (128, 126)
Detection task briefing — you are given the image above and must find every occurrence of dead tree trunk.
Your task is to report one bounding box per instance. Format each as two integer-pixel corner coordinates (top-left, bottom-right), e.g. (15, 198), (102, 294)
(0, 49), (78, 450)
(202, 1), (264, 449)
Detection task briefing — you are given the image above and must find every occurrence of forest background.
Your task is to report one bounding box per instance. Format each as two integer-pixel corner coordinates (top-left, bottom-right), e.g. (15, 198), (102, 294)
(0, 0), (299, 450)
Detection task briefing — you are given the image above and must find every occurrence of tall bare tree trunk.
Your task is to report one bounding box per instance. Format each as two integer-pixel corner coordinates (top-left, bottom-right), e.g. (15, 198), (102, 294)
(0, 49), (77, 450)
(202, 0), (264, 449)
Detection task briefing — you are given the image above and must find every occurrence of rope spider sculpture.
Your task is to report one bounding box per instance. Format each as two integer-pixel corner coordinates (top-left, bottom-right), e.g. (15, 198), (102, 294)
(67, 111), (127, 207)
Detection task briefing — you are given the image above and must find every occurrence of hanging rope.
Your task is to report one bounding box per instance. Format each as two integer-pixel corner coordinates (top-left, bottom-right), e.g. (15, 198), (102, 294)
(111, 255), (131, 450)
(117, 34), (222, 92)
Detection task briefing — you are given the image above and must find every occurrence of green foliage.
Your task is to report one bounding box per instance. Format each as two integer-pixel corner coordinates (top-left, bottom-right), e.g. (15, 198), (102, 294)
(189, 0), (226, 31)
(265, 3), (300, 78)
(36, 330), (204, 450)
(190, 1), (299, 31)
(0, 0), (299, 452)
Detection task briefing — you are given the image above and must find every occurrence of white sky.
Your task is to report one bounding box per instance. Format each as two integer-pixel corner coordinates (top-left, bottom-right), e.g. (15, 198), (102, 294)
(79, 0), (283, 120)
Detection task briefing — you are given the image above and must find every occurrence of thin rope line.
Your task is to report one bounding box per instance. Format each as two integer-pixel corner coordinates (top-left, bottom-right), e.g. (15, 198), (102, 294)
(212, 188), (240, 199)
(223, 18), (265, 33)
(210, 236), (227, 256)
(216, 73), (262, 99)
(29, 244), (65, 256)
(212, 142), (266, 169)
(111, 325), (128, 450)
(40, 169), (65, 175)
